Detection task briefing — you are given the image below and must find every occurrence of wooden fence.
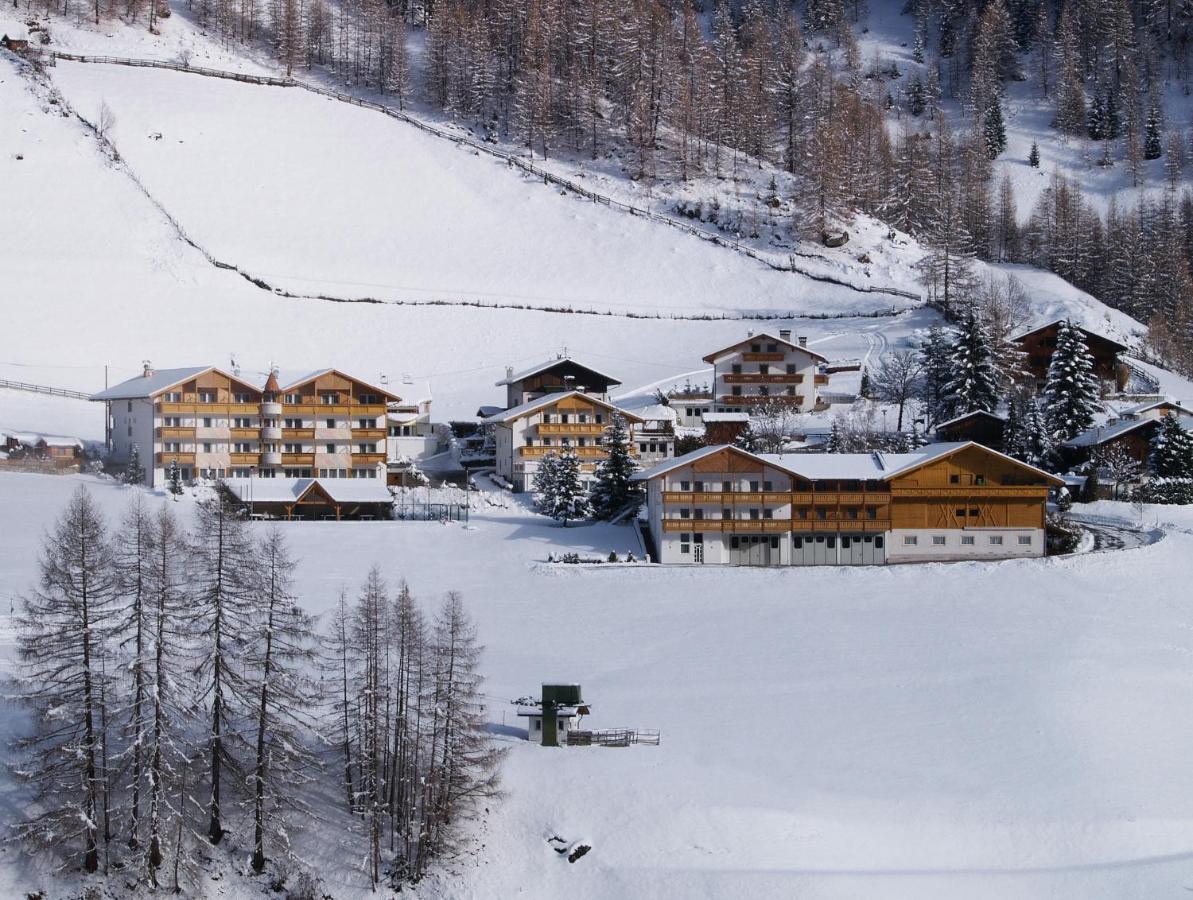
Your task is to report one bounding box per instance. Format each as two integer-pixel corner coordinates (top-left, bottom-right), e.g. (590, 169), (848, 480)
(0, 378), (90, 400)
(50, 52), (922, 305)
(567, 728), (661, 747)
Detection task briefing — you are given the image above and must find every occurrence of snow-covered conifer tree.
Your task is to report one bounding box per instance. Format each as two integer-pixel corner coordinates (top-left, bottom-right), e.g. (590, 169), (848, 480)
(16, 486), (117, 873)
(590, 413), (641, 519)
(1043, 320), (1101, 441)
(1148, 414), (1193, 477)
(167, 460), (183, 497)
(536, 450), (590, 526)
(125, 444), (145, 486)
(944, 312), (1000, 418)
(1028, 141), (1040, 167)
(917, 324), (955, 425)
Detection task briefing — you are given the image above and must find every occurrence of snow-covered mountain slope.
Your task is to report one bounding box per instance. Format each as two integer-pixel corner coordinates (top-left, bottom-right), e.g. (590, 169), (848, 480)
(5, 473), (1193, 900)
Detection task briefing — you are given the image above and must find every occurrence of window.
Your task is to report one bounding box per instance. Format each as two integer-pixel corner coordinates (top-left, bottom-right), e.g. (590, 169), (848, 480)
(956, 508), (966, 517)
(786, 364), (796, 375)
(847, 508), (859, 519)
(284, 418), (302, 428)
(234, 392), (253, 403)
(793, 537), (803, 548)
(763, 480), (773, 491)
(975, 475), (986, 485)
(867, 507), (877, 519)
(357, 418), (375, 429)
(932, 535), (946, 546)
(731, 363), (742, 374)
(679, 508), (690, 519)
(841, 537), (851, 549)
(749, 481), (759, 491)
(749, 508), (760, 520)
(203, 417), (213, 428)
(680, 533), (691, 554)
(722, 508), (731, 519)
(950, 474), (960, 484)
(969, 508), (979, 517)
(692, 509), (704, 521)
(797, 508), (808, 519)
(816, 508), (826, 520)
(732, 386), (742, 396)
(961, 535), (975, 545)
(233, 417), (253, 428)
(766, 343), (777, 352)
(234, 442), (252, 453)
(203, 442), (213, 453)
(163, 391), (182, 403)
(875, 536), (884, 549)
(321, 393), (339, 405)
(163, 442), (180, 452)
(199, 391), (217, 403)
(904, 535), (918, 545)
(284, 443), (301, 453)
(284, 393), (300, 404)
(722, 481), (731, 491)
(759, 364), (770, 375)
(326, 418), (336, 428)
(693, 481), (704, 492)
(763, 509), (773, 519)
(679, 480), (690, 491)
(353, 468), (377, 478)
(325, 443), (337, 454)
(640, 442), (648, 452)
(989, 536), (1004, 545)
(750, 343), (760, 353)
(359, 393), (379, 404)
(1018, 535), (1032, 545)
(826, 537), (836, 548)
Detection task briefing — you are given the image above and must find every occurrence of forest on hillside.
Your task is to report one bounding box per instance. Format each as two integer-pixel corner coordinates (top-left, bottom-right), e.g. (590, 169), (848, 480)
(28, 0), (1193, 373)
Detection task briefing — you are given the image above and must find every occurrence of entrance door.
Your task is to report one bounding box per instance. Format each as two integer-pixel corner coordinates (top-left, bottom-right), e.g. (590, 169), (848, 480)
(693, 541), (704, 564)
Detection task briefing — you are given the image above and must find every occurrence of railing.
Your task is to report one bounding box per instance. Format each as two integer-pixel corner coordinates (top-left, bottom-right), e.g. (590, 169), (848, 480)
(741, 352), (786, 362)
(519, 445), (608, 459)
(722, 373), (803, 385)
(567, 729), (660, 747)
(157, 426), (194, 439)
(663, 518), (889, 534)
(281, 453), (314, 466)
(0, 378), (90, 400)
(230, 428), (258, 440)
(351, 453), (387, 465)
(538, 422), (606, 436)
(718, 395), (804, 406)
(353, 428), (387, 441)
(50, 52), (924, 306)
(229, 453), (259, 465)
(284, 428), (315, 440)
(157, 452), (195, 465)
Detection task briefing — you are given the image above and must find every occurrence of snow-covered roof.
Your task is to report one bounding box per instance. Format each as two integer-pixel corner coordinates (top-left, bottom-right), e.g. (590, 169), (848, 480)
(1061, 417), (1161, 448)
(3, 430), (84, 448)
(274, 368), (400, 401)
(633, 403), (676, 424)
(482, 391), (644, 425)
(90, 365), (215, 400)
(222, 478), (393, 504)
(633, 442), (1062, 485)
(933, 410), (1007, 430)
(497, 357), (622, 387)
(702, 331), (829, 364)
(1010, 319), (1129, 350)
(1115, 396), (1189, 418)
(475, 405), (505, 419)
(515, 706), (579, 718)
(37, 435), (84, 449)
(702, 412), (750, 423)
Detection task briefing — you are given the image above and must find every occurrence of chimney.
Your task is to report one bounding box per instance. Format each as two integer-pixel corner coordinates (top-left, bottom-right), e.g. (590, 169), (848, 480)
(779, 329), (792, 342)
(798, 336), (808, 348)
(142, 360), (153, 378)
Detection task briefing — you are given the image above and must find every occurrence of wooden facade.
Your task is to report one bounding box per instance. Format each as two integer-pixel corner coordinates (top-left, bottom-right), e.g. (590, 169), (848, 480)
(934, 411), (1006, 450)
(1014, 322), (1128, 385)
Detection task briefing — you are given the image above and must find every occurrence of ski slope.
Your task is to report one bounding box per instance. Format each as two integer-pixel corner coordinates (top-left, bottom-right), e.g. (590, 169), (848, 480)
(3, 473), (1193, 899)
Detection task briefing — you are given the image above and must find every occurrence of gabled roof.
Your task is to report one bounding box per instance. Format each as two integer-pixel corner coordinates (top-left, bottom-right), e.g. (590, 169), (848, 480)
(1061, 417), (1160, 448)
(1011, 319), (1129, 351)
(90, 366), (218, 401)
(702, 331), (829, 364)
(497, 357), (622, 387)
(1116, 396), (1190, 417)
(276, 369), (401, 401)
(933, 410), (1007, 430)
(222, 477), (393, 504)
(632, 441), (1063, 485)
(482, 391), (645, 425)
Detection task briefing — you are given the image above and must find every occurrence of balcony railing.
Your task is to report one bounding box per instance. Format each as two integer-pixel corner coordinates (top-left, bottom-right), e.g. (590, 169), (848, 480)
(281, 453), (314, 466)
(520, 445), (609, 459)
(662, 491), (891, 505)
(230, 428), (259, 440)
(662, 519), (892, 534)
(741, 352), (785, 362)
(352, 453), (387, 465)
(717, 395), (805, 406)
(157, 452), (195, 465)
(814, 374), (830, 385)
(157, 426), (194, 439)
(538, 422), (606, 436)
(284, 428), (315, 440)
(353, 428), (388, 441)
(722, 373), (803, 385)
(230, 453), (260, 466)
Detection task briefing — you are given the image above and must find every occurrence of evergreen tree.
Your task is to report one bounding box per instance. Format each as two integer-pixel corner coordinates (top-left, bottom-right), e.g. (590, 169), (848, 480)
(1148, 414), (1193, 477)
(944, 312), (1001, 418)
(1028, 141), (1040, 167)
(983, 99), (1007, 159)
(733, 423), (760, 452)
(539, 450), (590, 526)
(124, 445), (145, 486)
(1043, 320), (1101, 441)
(15, 486), (117, 873)
(1088, 90), (1105, 140)
(1144, 93), (1164, 160)
(589, 413), (641, 519)
(917, 324), (955, 425)
(167, 460), (184, 496)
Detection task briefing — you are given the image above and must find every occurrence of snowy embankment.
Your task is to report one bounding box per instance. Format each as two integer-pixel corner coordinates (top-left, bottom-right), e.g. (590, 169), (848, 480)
(4, 473), (1193, 899)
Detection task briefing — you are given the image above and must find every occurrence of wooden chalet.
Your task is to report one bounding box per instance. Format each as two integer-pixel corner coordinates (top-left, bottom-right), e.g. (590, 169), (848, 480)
(934, 410), (1006, 450)
(1013, 320), (1129, 387)
(222, 477), (393, 520)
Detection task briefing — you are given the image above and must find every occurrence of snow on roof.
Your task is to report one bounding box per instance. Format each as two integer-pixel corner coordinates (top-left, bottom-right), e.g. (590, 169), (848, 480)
(1061, 417), (1161, 448)
(90, 366), (214, 400)
(702, 331), (829, 364)
(1010, 319), (1129, 350)
(222, 478), (393, 504)
(634, 442), (1062, 485)
(482, 391), (644, 424)
(1115, 396), (1189, 417)
(933, 410), (1007, 430)
(476, 405), (505, 419)
(633, 403), (676, 423)
(497, 357), (622, 387)
(38, 435), (84, 448)
(274, 368), (400, 400)
(702, 412), (750, 423)
(515, 707), (579, 718)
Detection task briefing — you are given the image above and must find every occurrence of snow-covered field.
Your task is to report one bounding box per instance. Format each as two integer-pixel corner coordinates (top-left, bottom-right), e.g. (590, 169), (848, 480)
(3, 473), (1193, 899)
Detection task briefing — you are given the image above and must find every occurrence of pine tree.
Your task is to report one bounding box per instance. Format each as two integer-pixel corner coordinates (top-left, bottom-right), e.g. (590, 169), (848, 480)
(917, 324), (955, 425)
(589, 413), (640, 519)
(1088, 90), (1105, 140)
(353, 566), (388, 889)
(1028, 141), (1040, 167)
(983, 98), (1007, 159)
(167, 460), (183, 496)
(249, 530), (318, 874)
(125, 444), (145, 486)
(538, 450), (590, 526)
(1144, 93), (1164, 160)
(1043, 319), (1101, 441)
(15, 486), (117, 873)
(733, 423), (759, 452)
(1148, 414), (1193, 477)
(944, 312), (1001, 418)
(191, 490), (260, 845)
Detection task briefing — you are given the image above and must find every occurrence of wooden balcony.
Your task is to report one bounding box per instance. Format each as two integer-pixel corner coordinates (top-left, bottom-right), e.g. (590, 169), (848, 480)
(281, 453), (314, 466)
(157, 452), (195, 466)
(741, 352), (785, 362)
(519, 446), (608, 459)
(230, 428), (259, 440)
(353, 428), (387, 441)
(661, 519), (891, 534)
(352, 453), (387, 465)
(718, 395), (804, 406)
(284, 428), (315, 440)
(157, 426), (194, 439)
(814, 374), (830, 385)
(230, 453), (260, 466)
(538, 422), (606, 436)
(722, 373), (803, 385)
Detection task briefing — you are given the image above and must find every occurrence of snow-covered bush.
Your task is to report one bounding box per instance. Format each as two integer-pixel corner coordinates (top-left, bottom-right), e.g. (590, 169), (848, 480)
(1135, 478), (1193, 505)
